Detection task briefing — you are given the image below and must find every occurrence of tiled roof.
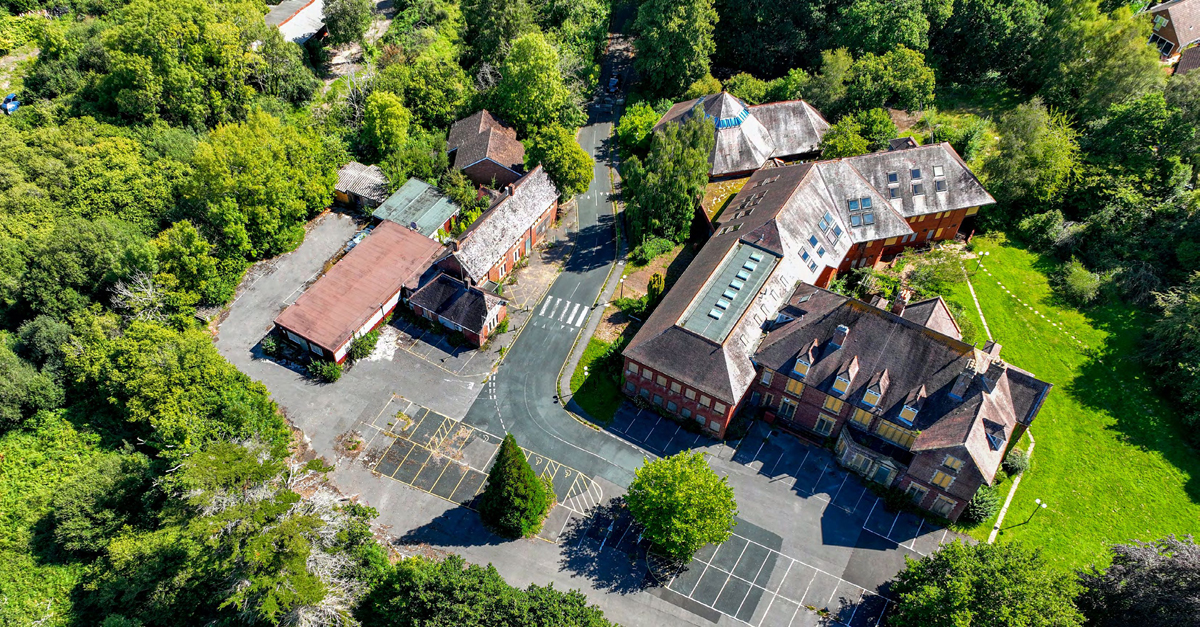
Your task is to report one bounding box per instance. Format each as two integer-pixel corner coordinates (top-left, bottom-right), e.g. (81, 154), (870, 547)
(1153, 0), (1200, 46)
(1178, 45), (1200, 74)
(373, 178), (461, 238)
(842, 143), (995, 219)
(451, 166), (557, 283)
(409, 274), (505, 335)
(447, 110), (526, 174)
(900, 296), (962, 341)
(274, 222), (445, 353)
(654, 93), (830, 177)
(753, 285), (1051, 484)
(336, 162), (389, 205)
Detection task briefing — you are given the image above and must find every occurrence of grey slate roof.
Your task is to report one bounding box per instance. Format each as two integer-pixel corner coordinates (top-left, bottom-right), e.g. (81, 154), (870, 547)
(844, 142), (995, 219)
(373, 178), (461, 239)
(447, 110), (525, 173)
(901, 296), (962, 340)
(450, 166), (557, 283)
(1152, 0), (1200, 46)
(1178, 45), (1200, 74)
(336, 162), (389, 206)
(654, 93), (830, 177)
(754, 285), (1051, 484)
(409, 274), (505, 335)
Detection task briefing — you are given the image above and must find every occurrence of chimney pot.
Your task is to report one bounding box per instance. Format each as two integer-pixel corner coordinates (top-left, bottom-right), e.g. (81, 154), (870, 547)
(832, 324), (850, 348)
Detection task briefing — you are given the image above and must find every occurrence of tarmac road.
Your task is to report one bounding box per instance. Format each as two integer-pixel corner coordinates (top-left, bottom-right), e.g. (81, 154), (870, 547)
(460, 118), (649, 485)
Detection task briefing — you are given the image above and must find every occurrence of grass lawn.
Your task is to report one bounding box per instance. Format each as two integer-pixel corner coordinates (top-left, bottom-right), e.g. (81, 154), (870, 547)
(941, 234), (1200, 570)
(569, 338), (623, 426)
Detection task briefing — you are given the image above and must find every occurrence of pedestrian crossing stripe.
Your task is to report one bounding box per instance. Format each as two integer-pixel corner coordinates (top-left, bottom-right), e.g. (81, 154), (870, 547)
(537, 297), (588, 327)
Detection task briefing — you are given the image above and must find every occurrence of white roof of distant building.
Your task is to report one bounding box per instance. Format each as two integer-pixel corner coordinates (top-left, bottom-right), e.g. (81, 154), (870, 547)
(267, 0), (325, 44)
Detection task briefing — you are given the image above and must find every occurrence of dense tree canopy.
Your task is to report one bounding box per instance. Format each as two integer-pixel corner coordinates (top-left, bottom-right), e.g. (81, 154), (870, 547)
(623, 109), (714, 245)
(324, 0), (374, 46)
(478, 433), (553, 538)
(634, 0), (718, 97)
(889, 542), (1083, 627)
(1077, 535), (1200, 627)
(526, 124), (594, 200)
(837, 0), (930, 56)
(984, 98), (1080, 218)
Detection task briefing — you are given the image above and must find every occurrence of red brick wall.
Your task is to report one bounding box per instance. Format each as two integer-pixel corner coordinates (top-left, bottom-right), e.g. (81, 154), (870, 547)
(480, 201), (557, 284)
(749, 368), (848, 438)
(839, 208), (970, 273)
(621, 357), (736, 437)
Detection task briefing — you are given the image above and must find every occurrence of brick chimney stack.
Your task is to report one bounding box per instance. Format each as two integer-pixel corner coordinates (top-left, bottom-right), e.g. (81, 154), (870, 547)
(831, 324), (850, 349)
(891, 289), (911, 316)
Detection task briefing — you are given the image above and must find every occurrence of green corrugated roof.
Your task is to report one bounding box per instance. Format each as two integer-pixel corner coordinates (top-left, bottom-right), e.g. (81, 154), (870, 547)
(372, 178), (461, 238)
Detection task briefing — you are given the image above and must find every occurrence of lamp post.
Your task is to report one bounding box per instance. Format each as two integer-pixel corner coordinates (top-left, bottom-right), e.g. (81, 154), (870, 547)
(1026, 498), (1048, 523)
(619, 276), (626, 299)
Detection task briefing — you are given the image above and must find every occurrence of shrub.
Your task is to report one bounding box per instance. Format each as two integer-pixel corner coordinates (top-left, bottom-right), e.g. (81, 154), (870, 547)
(307, 359), (343, 383)
(495, 318), (509, 334)
(348, 328), (380, 361)
(260, 334), (281, 357)
(1056, 258), (1103, 305)
(725, 72), (768, 105)
(1017, 209), (1066, 251)
(478, 434), (553, 538)
(962, 484), (1001, 525)
(630, 237), (674, 265)
(1003, 449), (1031, 475)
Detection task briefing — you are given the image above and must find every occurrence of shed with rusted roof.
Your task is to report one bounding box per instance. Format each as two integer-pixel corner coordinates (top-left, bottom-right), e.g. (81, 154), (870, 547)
(373, 178), (461, 240)
(274, 221), (445, 362)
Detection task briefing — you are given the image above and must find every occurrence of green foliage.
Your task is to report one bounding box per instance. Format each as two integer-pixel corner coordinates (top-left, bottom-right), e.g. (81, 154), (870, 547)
(95, 0), (262, 128)
(712, 0), (826, 77)
(837, 0), (929, 56)
(478, 433), (552, 538)
(764, 67), (810, 103)
(961, 484), (1000, 525)
(1077, 535), (1200, 627)
(820, 117), (871, 158)
(260, 333), (281, 357)
(615, 101), (661, 156)
(68, 317), (290, 460)
(324, 0), (374, 46)
(1056, 258), (1104, 306)
(630, 237), (674, 265)
(381, 127), (451, 187)
(852, 107), (898, 151)
(623, 109), (714, 245)
(683, 73), (723, 100)
(307, 358), (343, 383)
(0, 11), (44, 56)
(357, 554), (615, 626)
(804, 49), (854, 114)
(634, 0), (718, 97)
(888, 541), (1083, 627)
(985, 98), (1080, 219)
(348, 328), (380, 361)
(246, 26), (320, 105)
(899, 247), (969, 299)
(626, 451), (737, 561)
(921, 108), (991, 164)
(933, 0), (1048, 86)
(362, 90), (412, 157)
(16, 314), (72, 375)
(724, 72), (768, 105)
(184, 110), (338, 260)
(845, 46), (936, 113)
(493, 32), (583, 135)
(152, 221), (235, 307)
(378, 49), (470, 128)
(1147, 272), (1200, 429)
(0, 339), (63, 430)
(646, 273), (665, 304)
(1038, 1), (1164, 122)
(464, 0), (534, 64)
(525, 124), (594, 200)
(52, 450), (154, 554)
(1004, 448), (1031, 475)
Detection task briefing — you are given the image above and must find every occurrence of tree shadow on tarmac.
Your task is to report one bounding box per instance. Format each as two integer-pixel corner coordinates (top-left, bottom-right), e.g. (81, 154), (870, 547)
(393, 506), (508, 549)
(557, 498), (656, 595)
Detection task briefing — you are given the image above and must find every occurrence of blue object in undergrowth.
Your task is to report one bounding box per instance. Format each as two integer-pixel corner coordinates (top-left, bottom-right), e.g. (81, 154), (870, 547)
(1, 94), (18, 115)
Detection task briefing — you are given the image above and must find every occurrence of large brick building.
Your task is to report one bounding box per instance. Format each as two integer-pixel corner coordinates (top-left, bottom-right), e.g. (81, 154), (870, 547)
(749, 285), (1050, 521)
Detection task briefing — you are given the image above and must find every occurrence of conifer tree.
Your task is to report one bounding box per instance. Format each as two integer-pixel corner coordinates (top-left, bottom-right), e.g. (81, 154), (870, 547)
(478, 434), (553, 538)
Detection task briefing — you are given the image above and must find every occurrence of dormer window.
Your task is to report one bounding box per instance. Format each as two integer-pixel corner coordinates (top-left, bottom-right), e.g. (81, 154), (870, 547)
(833, 375), (850, 394)
(793, 359), (810, 378)
(898, 404), (918, 425)
(863, 389), (880, 407)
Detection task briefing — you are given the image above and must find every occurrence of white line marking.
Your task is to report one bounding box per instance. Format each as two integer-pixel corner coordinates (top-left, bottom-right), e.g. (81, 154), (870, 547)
(547, 297), (562, 319)
(573, 305), (589, 326)
(754, 559), (792, 627)
(566, 302), (580, 322)
(539, 297), (551, 316)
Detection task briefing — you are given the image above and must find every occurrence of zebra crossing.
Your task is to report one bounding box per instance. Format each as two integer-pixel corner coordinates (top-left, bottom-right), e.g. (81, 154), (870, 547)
(537, 296), (591, 327)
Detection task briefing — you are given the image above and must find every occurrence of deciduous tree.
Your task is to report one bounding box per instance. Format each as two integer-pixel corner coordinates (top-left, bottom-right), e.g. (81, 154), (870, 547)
(1077, 535), (1200, 627)
(324, 0), (375, 46)
(844, 46), (936, 113)
(493, 32), (582, 134)
(626, 451), (737, 561)
(837, 0), (930, 56)
(633, 0), (718, 97)
(526, 124), (594, 200)
(889, 541), (1083, 627)
(819, 117), (871, 158)
(362, 91), (412, 158)
(984, 97), (1080, 218)
(622, 109), (714, 245)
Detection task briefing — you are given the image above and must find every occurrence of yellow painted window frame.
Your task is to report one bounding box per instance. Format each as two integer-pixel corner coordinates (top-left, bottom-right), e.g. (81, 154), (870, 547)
(786, 378), (805, 396)
(851, 408), (872, 428)
(823, 395), (844, 413)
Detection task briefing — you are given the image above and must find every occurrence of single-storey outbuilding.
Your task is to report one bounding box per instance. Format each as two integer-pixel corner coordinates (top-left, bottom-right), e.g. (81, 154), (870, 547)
(335, 162), (389, 210)
(274, 221), (444, 362)
(408, 274), (508, 346)
(447, 110), (526, 188)
(372, 178), (462, 240)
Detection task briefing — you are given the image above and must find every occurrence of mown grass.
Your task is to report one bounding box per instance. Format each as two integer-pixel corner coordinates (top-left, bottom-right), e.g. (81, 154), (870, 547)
(941, 234), (1200, 570)
(569, 338), (622, 426)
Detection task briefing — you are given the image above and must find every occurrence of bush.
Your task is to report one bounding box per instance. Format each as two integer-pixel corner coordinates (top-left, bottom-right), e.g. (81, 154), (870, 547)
(348, 328), (380, 361)
(683, 73), (722, 100)
(1003, 449), (1031, 475)
(1056, 258), (1103, 305)
(307, 359), (343, 383)
(260, 334), (281, 357)
(724, 72), (768, 105)
(630, 237), (674, 265)
(478, 434), (553, 538)
(1017, 209), (1066, 251)
(962, 484), (1001, 525)
(495, 318), (509, 334)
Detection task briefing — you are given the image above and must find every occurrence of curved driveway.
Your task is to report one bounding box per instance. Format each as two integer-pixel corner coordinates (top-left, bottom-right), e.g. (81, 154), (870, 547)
(461, 120), (647, 486)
